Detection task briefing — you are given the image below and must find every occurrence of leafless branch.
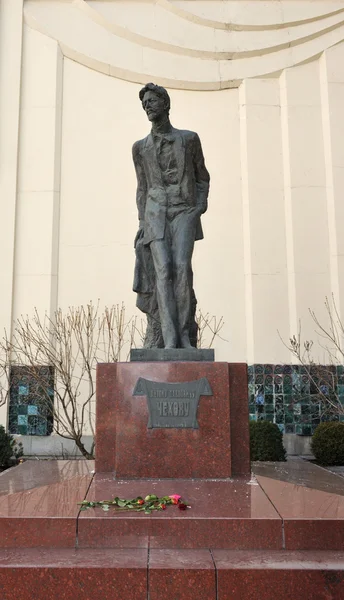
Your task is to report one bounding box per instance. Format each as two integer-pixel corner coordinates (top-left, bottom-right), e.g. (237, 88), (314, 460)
(0, 303), (136, 459)
(281, 297), (344, 418)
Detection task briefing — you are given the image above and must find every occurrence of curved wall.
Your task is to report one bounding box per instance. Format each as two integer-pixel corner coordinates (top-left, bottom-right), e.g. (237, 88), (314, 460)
(1, 0), (344, 429)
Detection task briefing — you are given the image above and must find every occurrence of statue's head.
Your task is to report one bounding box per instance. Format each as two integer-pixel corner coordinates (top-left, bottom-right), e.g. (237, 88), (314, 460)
(139, 83), (170, 122)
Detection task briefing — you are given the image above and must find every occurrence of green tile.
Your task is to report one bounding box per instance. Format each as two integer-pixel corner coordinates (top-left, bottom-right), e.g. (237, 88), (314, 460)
(28, 417), (47, 435)
(295, 424), (302, 435)
(301, 396), (311, 404)
(18, 385), (29, 396)
(249, 414), (257, 421)
(302, 425), (312, 436)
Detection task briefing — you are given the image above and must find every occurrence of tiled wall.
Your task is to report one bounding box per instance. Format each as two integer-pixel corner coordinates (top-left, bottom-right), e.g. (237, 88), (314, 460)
(8, 362), (344, 437)
(8, 367), (54, 436)
(248, 364), (344, 435)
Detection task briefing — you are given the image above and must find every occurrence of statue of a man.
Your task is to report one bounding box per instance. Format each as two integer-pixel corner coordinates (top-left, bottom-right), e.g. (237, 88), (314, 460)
(132, 83), (210, 349)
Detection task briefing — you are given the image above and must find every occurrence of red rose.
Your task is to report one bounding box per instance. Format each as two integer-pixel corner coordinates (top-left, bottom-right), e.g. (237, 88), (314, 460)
(161, 504), (166, 510)
(137, 499), (144, 505)
(178, 503), (187, 511)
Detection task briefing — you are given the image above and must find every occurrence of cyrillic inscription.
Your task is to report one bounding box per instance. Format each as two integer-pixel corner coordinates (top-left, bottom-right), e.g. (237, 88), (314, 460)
(132, 377), (213, 429)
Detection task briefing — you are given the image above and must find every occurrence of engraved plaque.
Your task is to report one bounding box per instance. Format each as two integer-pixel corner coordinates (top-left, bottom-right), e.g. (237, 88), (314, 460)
(132, 377), (213, 429)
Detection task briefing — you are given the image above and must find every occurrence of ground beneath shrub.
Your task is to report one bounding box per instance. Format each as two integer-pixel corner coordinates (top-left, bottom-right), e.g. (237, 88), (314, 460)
(301, 455), (344, 478)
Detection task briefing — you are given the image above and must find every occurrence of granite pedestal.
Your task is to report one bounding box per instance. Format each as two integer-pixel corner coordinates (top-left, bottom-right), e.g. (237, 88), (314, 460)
(1, 459), (344, 599)
(95, 361), (250, 477)
(2, 359), (344, 598)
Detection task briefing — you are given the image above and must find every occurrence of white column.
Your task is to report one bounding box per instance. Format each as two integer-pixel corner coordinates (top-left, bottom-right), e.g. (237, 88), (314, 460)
(13, 26), (63, 321)
(280, 61), (331, 355)
(240, 78), (290, 364)
(0, 0), (24, 427)
(320, 42), (344, 323)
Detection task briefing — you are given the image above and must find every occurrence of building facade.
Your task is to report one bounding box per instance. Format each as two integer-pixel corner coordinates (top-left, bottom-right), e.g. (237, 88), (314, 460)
(1, 0), (344, 453)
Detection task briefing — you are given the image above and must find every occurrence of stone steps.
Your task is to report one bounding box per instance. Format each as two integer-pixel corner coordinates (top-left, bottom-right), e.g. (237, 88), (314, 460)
(1, 460), (344, 598)
(0, 548), (344, 599)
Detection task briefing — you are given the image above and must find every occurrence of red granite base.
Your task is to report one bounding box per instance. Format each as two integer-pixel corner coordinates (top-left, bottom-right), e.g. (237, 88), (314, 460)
(77, 475), (283, 550)
(255, 463), (344, 550)
(0, 460), (93, 548)
(0, 548), (147, 600)
(0, 518), (76, 549)
(149, 549), (216, 600)
(214, 550), (344, 599)
(0, 460), (344, 597)
(1, 548), (344, 600)
(228, 363), (250, 476)
(95, 362), (250, 478)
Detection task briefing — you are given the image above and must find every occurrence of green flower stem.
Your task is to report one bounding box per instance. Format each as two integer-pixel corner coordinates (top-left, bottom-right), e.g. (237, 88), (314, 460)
(78, 494), (186, 514)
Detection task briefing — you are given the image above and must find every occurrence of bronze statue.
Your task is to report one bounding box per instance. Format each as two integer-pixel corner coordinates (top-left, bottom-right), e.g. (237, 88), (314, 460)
(133, 83), (210, 349)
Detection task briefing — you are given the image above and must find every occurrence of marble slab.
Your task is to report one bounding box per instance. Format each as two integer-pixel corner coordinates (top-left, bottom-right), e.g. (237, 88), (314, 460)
(0, 461), (94, 548)
(149, 549), (216, 600)
(254, 460), (344, 550)
(0, 548), (147, 600)
(95, 361), (250, 478)
(78, 475), (282, 549)
(213, 549), (344, 599)
(96, 362), (233, 478)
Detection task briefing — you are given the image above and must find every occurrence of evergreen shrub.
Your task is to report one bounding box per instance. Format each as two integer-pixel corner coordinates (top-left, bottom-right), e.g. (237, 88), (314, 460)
(311, 422), (344, 466)
(0, 426), (23, 468)
(250, 420), (286, 461)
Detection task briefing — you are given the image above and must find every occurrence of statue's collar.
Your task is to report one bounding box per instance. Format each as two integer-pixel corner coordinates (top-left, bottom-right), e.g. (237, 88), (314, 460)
(151, 121), (173, 135)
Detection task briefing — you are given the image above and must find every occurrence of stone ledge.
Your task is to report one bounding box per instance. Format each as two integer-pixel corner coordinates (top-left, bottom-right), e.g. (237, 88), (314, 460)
(130, 348), (215, 362)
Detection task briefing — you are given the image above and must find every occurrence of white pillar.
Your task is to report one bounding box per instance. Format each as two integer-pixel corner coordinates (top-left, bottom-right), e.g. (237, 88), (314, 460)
(0, 0), (24, 427)
(13, 26), (63, 321)
(280, 62), (331, 358)
(320, 43), (344, 325)
(240, 78), (290, 364)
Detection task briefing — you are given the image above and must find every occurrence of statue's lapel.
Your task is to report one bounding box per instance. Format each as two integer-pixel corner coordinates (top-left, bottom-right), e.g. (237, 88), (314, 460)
(144, 134), (162, 185)
(173, 130), (185, 182)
